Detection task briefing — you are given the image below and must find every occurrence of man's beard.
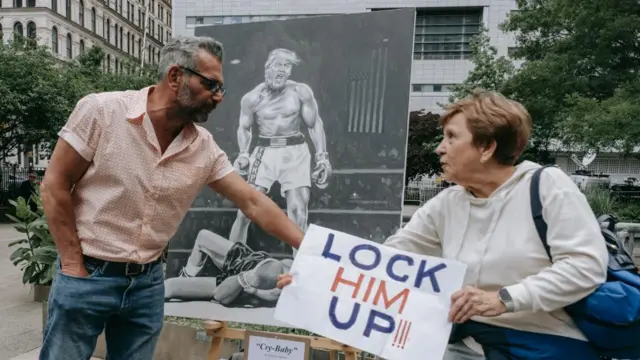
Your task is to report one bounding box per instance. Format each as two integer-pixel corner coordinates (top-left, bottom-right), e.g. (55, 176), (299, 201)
(175, 83), (216, 124)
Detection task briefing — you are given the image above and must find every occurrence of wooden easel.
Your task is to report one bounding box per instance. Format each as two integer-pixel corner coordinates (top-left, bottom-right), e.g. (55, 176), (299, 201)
(205, 321), (362, 360)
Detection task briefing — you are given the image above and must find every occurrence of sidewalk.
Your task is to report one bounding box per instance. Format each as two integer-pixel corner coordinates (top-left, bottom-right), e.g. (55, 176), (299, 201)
(0, 224), (43, 360)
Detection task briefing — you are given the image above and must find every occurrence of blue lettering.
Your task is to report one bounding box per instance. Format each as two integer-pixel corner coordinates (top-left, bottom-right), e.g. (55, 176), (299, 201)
(386, 254), (413, 283)
(414, 260), (447, 293)
(349, 244), (381, 271)
(328, 296), (359, 330)
(322, 233), (341, 262)
(363, 310), (395, 337)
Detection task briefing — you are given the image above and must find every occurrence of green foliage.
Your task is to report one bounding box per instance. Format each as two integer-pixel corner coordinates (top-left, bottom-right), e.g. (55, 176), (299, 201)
(447, 26), (516, 104)
(500, 0), (640, 155)
(405, 111), (443, 183)
(584, 188), (618, 218)
(0, 42), (157, 159)
(584, 188), (640, 223)
(0, 38), (77, 159)
(6, 186), (57, 285)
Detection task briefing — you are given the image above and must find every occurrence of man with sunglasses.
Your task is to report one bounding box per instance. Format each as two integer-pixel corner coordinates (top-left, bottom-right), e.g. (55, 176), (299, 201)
(38, 36), (305, 360)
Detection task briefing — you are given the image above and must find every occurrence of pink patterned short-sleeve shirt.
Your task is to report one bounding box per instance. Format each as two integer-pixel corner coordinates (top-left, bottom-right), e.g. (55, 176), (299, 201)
(59, 86), (234, 264)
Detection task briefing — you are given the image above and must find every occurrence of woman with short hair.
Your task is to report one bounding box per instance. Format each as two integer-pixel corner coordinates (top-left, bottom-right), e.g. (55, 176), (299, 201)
(278, 90), (608, 359)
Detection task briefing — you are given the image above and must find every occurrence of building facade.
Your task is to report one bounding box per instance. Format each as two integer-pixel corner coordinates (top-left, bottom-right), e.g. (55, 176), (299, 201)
(0, 0), (172, 168)
(171, 0), (518, 113)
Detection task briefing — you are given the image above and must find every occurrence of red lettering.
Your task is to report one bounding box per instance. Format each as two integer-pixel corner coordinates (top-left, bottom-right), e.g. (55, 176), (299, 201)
(372, 280), (410, 314)
(331, 266), (364, 299)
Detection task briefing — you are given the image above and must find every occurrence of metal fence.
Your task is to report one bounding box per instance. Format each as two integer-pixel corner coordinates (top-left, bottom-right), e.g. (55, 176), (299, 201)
(404, 177), (448, 205)
(404, 179), (640, 206)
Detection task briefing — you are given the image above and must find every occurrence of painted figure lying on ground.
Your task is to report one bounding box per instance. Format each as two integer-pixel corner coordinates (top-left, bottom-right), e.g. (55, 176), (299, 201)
(165, 229), (292, 308)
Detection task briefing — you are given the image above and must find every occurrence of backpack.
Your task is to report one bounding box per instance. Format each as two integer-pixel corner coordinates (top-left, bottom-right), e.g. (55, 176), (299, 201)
(530, 165), (640, 359)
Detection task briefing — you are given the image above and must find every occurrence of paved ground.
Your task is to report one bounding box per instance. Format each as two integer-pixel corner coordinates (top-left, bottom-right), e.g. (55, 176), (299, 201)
(0, 224), (43, 360)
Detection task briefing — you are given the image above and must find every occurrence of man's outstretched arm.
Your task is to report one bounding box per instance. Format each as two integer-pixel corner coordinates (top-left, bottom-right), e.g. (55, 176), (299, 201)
(209, 171), (304, 248)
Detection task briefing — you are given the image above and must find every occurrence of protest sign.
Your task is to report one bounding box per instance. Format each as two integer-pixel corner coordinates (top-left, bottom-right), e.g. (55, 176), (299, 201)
(274, 225), (467, 360)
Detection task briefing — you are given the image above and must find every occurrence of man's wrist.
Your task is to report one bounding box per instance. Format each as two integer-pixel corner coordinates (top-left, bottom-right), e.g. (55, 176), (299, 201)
(315, 152), (329, 162)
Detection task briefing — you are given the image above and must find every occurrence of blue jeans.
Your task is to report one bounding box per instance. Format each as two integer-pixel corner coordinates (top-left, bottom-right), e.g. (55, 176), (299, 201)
(40, 257), (165, 360)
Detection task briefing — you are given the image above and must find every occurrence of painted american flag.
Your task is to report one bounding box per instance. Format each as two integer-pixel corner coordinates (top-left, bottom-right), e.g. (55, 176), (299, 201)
(347, 45), (389, 133)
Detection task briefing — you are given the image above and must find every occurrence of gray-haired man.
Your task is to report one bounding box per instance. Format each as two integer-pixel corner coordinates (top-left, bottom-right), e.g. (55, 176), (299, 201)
(39, 37), (304, 360)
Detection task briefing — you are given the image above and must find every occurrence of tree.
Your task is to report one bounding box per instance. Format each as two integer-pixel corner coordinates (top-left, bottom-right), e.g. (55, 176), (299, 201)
(447, 26), (516, 103)
(501, 0), (640, 155)
(443, 25), (555, 163)
(0, 37), (79, 159)
(0, 42), (159, 160)
(405, 110), (442, 184)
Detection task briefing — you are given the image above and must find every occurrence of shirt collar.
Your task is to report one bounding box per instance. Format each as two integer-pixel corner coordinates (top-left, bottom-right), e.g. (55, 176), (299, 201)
(125, 86), (153, 123)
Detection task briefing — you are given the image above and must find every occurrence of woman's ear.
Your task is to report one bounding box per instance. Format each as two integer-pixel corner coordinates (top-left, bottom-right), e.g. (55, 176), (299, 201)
(479, 141), (497, 164)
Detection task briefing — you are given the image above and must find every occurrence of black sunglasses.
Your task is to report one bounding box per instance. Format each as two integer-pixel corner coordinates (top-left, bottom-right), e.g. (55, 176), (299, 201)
(180, 66), (226, 96)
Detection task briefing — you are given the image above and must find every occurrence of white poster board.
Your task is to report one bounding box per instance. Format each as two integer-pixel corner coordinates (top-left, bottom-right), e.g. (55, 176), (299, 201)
(274, 225), (467, 360)
(244, 331), (309, 360)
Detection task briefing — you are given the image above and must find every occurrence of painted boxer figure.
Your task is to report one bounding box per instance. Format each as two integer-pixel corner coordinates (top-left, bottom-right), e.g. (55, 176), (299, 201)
(229, 48), (332, 251)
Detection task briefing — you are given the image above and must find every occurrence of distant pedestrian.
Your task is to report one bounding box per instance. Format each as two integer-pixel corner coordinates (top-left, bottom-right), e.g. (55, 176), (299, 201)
(39, 36), (304, 360)
(18, 170), (37, 212)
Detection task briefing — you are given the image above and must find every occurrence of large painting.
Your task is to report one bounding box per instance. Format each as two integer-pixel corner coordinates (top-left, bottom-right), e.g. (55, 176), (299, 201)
(164, 8), (416, 327)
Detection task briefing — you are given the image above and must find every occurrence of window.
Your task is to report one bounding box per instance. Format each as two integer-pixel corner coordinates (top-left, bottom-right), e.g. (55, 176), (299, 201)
(79, 39), (85, 54)
(127, 31), (130, 53)
(106, 54), (111, 72)
(106, 19), (110, 42)
(14, 0), (22, 7)
(26, 21), (36, 39)
(51, 0), (57, 12)
(119, 27), (123, 49)
(13, 22), (23, 36)
(138, 38), (141, 58)
(91, 8), (96, 32)
(138, 9), (142, 27)
(114, 24), (118, 46)
(27, 0), (35, 7)
(115, 58), (118, 73)
(0, 25), (4, 43)
(79, 0), (84, 26)
(413, 9), (482, 60)
(157, 24), (161, 41)
(118, 0), (122, 14)
(411, 84), (455, 92)
(51, 26), (58, 53)
(65, 0), (71, 19)
(66, 33), (72, 58)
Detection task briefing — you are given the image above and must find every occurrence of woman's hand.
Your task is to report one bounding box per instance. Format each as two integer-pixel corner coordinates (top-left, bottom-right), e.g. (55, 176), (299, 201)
(449, 286), (507, 323)
(276, 273), (293, 289)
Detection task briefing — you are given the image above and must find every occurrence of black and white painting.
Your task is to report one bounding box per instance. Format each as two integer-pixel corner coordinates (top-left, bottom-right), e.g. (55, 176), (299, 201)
(164, 8), (416, 327)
